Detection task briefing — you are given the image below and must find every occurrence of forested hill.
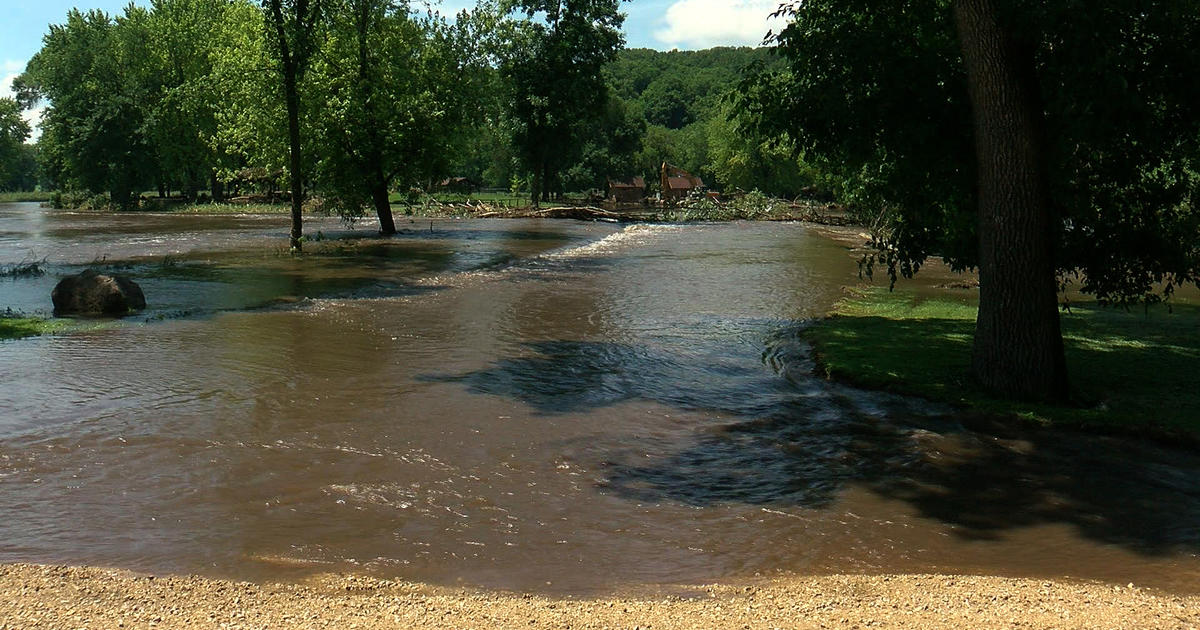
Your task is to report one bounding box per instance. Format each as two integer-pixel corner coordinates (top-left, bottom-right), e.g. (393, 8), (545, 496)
(604, 47), (776, 130)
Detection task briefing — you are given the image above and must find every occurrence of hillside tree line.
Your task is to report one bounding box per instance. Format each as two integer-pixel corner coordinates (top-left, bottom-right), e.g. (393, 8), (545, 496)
(10, 1), (815, 226)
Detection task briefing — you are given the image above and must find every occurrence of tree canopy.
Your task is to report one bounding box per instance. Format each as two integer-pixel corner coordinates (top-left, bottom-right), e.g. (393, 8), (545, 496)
(740, 0), (1200, 398)
(494, 0), (625, 206)
(0, 99), (32, 191)
(311, 0), (486, 232)
(742, 0), (1200, 304)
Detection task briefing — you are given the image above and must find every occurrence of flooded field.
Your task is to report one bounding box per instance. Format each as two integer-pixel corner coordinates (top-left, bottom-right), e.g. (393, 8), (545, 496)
(2, 202), (1199, 594)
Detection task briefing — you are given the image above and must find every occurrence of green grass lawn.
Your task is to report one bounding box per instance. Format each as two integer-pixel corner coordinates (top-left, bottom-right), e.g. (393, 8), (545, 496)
(807, 287), (1200, 437)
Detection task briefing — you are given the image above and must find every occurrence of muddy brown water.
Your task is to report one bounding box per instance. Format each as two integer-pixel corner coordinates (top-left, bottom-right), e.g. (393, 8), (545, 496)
(2, 202), (1199, 594)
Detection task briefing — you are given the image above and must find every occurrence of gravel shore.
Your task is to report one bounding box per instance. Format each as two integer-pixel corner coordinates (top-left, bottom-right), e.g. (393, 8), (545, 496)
(2, 564), (1197, 629)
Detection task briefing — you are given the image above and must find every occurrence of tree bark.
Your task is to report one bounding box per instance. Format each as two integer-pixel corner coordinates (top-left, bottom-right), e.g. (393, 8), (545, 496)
(954, 0), (1068, 401)
(355, 1), (396, 235)
(282, 61), (305, 251)
(210, 171), (224, 203)
(530, 157), (542, 209)
(269, 0), (307, 252)
(370, 167), (396, 235)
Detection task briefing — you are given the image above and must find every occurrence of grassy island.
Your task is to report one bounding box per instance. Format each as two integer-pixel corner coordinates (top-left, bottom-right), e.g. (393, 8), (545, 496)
(0, 317), (67, 341)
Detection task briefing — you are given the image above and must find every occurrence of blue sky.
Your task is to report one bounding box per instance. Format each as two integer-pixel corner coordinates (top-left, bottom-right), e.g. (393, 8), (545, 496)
(1, 0), (783, 137)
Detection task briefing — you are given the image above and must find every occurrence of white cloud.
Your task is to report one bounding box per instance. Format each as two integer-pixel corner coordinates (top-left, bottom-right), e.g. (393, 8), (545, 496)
(0, 59), (42, 143)
(653, 0), (784, 49)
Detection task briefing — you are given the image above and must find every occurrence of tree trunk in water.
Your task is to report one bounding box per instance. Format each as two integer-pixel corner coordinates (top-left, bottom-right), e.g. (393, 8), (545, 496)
(111, 171), (133, 209)
(954, 0), (1067, 401)
(371, 169), (396, 235)
(283, 62), (304, 251)
(184, 174), (198, 203)
(268, 0), (306, 252)
(530, 160), (542, 209)
(210, 171), (224, 203)
(354, 4), (395, 236)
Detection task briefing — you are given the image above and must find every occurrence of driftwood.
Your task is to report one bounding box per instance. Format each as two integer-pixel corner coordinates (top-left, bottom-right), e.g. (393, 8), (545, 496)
(530, 206), (631, 220)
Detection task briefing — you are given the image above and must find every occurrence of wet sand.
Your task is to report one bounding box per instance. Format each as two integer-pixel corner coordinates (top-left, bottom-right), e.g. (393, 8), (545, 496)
(2, 564), (1197, 629)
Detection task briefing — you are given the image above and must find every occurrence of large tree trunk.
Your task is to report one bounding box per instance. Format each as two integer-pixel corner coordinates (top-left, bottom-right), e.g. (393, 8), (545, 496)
(268, 0), (307, 252)
(954, 0), (1068, 401)
(355, 2), (396, 236)
(282, 61), (305, 251)
(370, 168), (396, 235)
(183, 172), (199, 202)
(210, 170), (224, 203)
(530, 158), (542, 209)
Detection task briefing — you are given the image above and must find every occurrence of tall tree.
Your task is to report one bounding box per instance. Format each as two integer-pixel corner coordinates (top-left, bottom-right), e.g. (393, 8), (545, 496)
(211, 0), (290, 190)
(312, 0), (484, 233)
(741, 0), (1200, 401)
(705, 101), (818, 198)
(495, 0), (624, 207)
(560, 93), (645, 192)
(146, 0), (230, 201)
(263, 0), (323, 251)
(953, 0), (1065, 398)
(0, 99), (32, 190)
(17, 8), (158, 208)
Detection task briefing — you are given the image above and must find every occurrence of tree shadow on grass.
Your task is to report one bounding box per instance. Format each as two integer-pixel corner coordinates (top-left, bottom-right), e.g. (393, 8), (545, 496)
(424, 327), (1200, 556)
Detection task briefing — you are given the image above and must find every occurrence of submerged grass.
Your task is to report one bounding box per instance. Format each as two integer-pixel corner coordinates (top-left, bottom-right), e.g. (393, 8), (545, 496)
(807, 287), (1200, 437)
(0, 317), (69, 341)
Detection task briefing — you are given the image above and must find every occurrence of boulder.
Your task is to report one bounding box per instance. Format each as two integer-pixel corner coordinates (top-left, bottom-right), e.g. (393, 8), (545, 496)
(52, 269), (146, 316)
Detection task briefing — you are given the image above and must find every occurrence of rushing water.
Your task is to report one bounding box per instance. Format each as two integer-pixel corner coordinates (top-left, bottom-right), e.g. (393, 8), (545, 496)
(2, 202), (1199, 594)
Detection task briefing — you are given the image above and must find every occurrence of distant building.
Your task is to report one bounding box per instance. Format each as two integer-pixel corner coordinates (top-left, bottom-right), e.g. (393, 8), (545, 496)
(607, 176), (646, 203)
(661, 162), (703, 200)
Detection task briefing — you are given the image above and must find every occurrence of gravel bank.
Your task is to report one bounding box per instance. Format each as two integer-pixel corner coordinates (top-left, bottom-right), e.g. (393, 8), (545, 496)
(2, 564), (1197, 629)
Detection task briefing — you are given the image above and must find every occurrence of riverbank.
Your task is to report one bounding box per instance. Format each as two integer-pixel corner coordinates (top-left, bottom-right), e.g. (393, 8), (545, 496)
(806, 287), (1200, 440)
(37, 193), (850, 224)
(2, 564), (1196, 629)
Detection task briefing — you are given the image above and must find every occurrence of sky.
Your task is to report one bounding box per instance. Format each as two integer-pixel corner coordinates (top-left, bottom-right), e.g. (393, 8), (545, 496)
(0, 0), (785, 140)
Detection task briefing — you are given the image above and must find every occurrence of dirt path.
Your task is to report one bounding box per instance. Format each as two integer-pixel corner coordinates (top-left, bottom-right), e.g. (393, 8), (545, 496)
(2, 564), (1197, 629)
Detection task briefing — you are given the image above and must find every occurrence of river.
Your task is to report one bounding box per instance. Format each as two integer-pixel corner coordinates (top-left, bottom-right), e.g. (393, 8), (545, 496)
(1, 201), (1199, 594)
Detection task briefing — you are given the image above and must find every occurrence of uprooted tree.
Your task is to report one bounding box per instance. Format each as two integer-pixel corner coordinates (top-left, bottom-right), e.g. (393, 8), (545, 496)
(740, 0), (1200, 401)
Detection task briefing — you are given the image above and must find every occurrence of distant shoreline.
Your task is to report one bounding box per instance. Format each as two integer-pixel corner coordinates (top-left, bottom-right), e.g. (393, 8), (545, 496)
(16, 193), (852, 225)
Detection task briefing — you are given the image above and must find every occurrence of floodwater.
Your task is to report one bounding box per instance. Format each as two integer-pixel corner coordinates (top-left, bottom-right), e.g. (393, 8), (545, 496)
(2, 202), (1199, 594)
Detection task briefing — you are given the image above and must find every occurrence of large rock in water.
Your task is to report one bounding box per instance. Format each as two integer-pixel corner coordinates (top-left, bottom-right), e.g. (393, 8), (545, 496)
(52, 269), (146, 316)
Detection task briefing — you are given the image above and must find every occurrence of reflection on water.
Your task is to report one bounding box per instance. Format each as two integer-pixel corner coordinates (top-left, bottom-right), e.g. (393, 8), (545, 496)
(2, 203), (1200, 594)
